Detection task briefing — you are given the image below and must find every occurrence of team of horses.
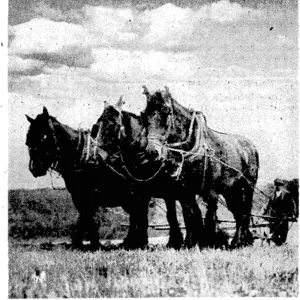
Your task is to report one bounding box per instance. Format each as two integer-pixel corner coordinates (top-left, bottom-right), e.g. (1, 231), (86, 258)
(25, 86), (259, 251)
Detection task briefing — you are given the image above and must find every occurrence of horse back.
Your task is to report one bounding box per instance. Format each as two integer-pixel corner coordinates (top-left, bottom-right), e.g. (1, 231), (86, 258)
(206, 128), (259, 184)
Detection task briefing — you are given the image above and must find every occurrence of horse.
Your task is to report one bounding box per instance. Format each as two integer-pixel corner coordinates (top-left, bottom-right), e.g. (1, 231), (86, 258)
(25, 107), (152, 251)
(91, 97), (203, 249)
(141, 86), (259, 248)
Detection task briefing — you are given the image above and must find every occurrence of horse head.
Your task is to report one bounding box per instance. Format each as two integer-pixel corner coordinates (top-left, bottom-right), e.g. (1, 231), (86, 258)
(92, 99), (125, 160)
(25, 107), (59, 177)
(141, 86), (174, 160)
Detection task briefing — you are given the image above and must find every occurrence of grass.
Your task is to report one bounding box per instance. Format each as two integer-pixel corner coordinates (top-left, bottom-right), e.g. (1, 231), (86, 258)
(8, 188), (162, 241)
(7, 183), (298, 297)
(9, 243), (298, 298)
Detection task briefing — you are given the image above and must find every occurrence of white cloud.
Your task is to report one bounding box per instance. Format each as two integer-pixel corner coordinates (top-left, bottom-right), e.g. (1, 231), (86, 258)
(7, 1), (297, 81)
(83, 5), (137, 46)
(140, 1), (262, 48)
(207, 0), (260, 23)
(8, 55), (45, 75)
(9, 18), (90, 55)
(141, 4), (195, 47)
(8, 2), (266, 59)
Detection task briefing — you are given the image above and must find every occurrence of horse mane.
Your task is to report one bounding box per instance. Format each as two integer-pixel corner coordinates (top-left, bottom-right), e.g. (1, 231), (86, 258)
(169, 95), (231, 136)
(122, 110), (140, 120)
(121, 110), (144, 141)
(166, 94), (195, 120)
(47, 115), (90, 143)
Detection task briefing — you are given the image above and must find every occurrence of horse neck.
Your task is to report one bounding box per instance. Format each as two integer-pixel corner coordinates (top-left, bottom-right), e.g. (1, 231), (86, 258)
(122, 112), (146, 149)
(171, 99), (195, 142)
(50, 118), (81, 170)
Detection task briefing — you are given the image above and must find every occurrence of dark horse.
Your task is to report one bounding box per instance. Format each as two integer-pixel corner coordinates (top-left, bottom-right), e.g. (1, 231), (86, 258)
(25, 107), (152, 250)
(91, 98), (203, 249)
(141, 86), (259, 248)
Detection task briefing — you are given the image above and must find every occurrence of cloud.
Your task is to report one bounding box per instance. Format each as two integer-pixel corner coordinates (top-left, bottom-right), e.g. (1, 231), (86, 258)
(141, 4), (196, 48)
(9, 2), (266, 54)
(140, 1), (263, 48)
(9, 18), (93, 68)
(83, 5), (137, 47)
(33, 2), (84, 23)
(8, 1), (297, 80)
(206, 0), (261, 23)
(8, 55), (45, 75)
(9, 18), (88, 54)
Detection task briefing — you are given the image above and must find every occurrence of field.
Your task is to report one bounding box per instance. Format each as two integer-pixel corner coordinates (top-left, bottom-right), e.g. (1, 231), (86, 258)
(8, 187), (299, 297)
(8, 242), (298, 297)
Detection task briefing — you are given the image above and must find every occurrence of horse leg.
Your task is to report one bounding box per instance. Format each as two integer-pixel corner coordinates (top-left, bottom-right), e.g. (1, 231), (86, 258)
(191, 198), (205, 249)
(86, 213), (101, 251)
(204, 191), (218, 248)
(180, 194), (204, 249)
(122, 196), (149, 250)
(121, 205), (138, 249)
(227, 183), (253, 248)
(71, 213), (86, 249)
(133, 197), (149, 249)
(180, 202), (194, 248)
(165, 199), (184, 249)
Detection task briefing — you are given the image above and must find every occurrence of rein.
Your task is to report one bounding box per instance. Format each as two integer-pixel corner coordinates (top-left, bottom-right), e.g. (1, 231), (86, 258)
(118, 149), (165, 182)
(77, 111), (164, 182)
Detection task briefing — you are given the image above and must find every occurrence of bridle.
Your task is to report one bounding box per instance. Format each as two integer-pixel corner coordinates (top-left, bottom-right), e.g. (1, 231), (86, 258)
(28, 118), (62, 174)
(146, 97), (198, 151)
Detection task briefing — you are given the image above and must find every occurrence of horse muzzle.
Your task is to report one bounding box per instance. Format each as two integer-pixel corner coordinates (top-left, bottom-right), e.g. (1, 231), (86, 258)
(145, 140), (167, 161)
(29, 159), (47, 177)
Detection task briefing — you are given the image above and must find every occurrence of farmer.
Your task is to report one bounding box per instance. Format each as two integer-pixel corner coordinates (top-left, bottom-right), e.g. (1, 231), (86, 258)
(263, 178), (297, 245)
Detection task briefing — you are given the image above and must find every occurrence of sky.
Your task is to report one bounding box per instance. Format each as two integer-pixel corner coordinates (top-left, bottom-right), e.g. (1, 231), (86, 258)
(7, 0), (298, 189)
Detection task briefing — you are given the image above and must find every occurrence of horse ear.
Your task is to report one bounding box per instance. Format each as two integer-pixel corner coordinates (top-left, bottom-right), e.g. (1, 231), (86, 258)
(163, 86), (173, 107)
(25, 114), (33, 123)
(164, 86), (170, 96)
(115, 95), (125, 111)
(142, 85), (150, 101)
(43, 106), (49, 117)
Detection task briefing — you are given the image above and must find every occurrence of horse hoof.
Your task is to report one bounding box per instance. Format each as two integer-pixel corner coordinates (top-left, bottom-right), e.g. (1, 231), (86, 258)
(119, 241), (148, 250)
(70, 243), (84, 251)
(166, 242), (183, 250)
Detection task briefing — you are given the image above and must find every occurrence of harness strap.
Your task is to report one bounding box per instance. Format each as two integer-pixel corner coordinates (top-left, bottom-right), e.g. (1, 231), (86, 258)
(167, 110), (196, 148)
(166, 112), (209, 180)
(201, 151), (207, 191)
(119, 150), (165, 182)
(86, 134), (91, 161)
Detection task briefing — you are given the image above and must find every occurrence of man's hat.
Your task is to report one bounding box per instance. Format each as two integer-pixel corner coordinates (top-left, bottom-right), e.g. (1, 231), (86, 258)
(274, 178), (285, 186)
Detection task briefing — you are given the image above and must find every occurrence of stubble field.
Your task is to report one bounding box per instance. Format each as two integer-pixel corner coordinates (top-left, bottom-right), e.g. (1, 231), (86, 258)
(8, 188), (298, 298)
(9, 238), (298, 298)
